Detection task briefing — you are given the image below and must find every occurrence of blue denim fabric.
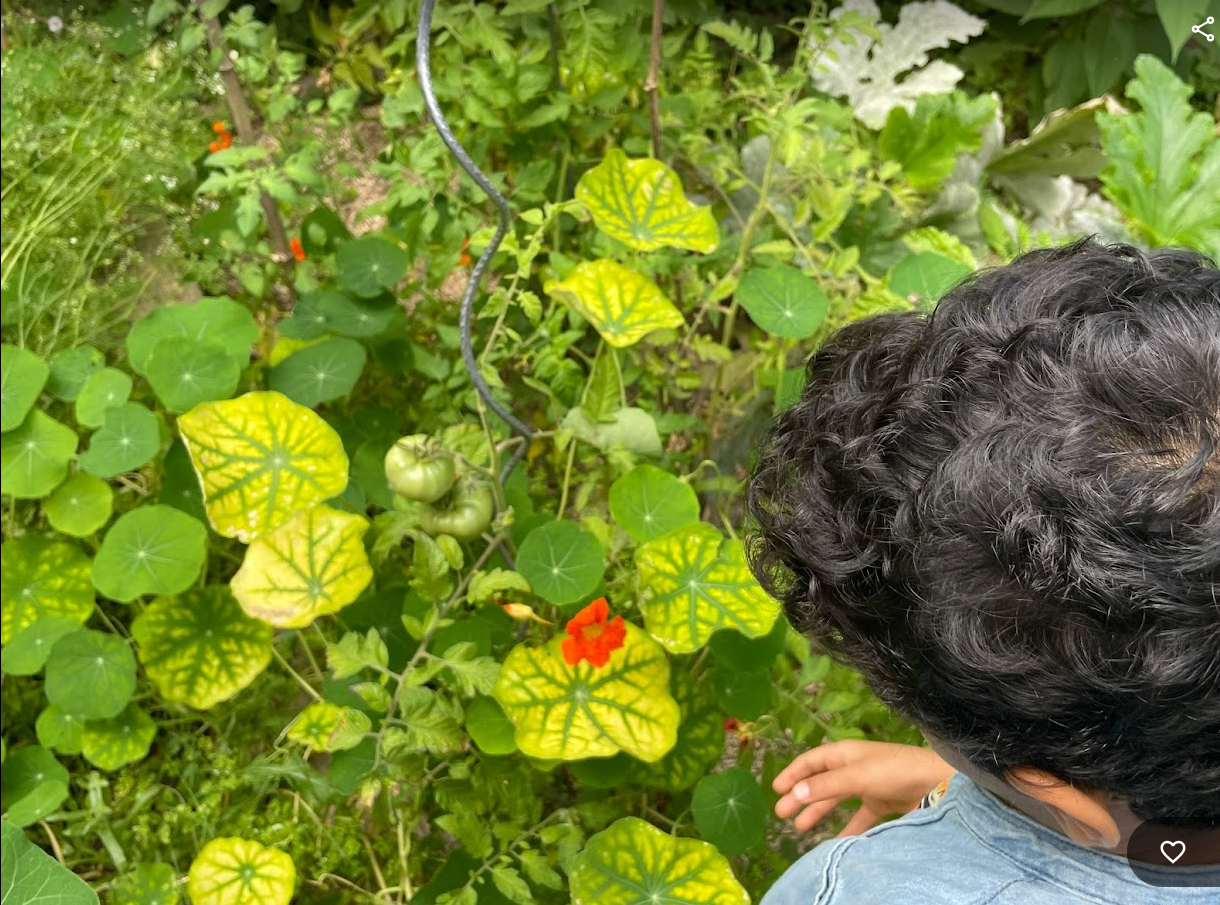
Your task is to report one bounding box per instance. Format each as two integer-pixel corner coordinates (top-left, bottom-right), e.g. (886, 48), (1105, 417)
(760, 773), (1218, 904)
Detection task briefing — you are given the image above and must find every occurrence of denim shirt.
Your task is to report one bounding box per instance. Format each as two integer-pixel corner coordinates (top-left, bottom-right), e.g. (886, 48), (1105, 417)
(760, 773), (1218, 904)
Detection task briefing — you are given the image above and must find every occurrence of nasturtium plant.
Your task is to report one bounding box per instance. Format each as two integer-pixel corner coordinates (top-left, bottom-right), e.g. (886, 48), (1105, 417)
(544, 260), (684, 348)
(569, 817), (750, 905)
(736, 265), (830, 339)
(0, 745), (69, 827)
(144, 337), (242, 413)
(285, 290), (396, 339)
(42, 472), (114, 537)
(109, 862), (180, 905)
(464, 696), (517, 756)
(125, 297), (258, 376)
(74, 367), (133, 429)
(493, 620), (679, 761)
(267, 336), (366, 407)
(132, 587), (273, 709)
(46, 345), (104, 402)
(43, 629), (137, 720)
(692, 767), (769, 855)
(35, 706), (85, 756)
(0, 538), (94, 644)
(514, 519), (605, 607)
(0, 616), (82, 677)
(575, 149), (720, 253)
(286, 701), (371, 752)
(77, 402), (160, 478)
(638, 670), (726, 792)
(0, 344), (48, 433)
(635, 521), (780, 653)
(186, 837), (296, 905)
(0, 410), (77, 499)
(1, 821), (99, 904)
(609, 464), (701, 544)
(335, 236), (410, 297)
(80, 702), (157, 771)
(178, 391), (348, 542)
(91, 506), (208, 602)
(887, 252), (972, 307)
(229, 505), (373, 628)
(712, 663), (771, 720)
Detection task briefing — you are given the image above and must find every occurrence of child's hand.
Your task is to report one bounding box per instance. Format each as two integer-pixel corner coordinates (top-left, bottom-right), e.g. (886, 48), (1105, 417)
(772, 740), (955, 837)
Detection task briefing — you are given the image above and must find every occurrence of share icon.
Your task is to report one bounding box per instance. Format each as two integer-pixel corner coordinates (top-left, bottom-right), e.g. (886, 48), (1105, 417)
(1194, 16), (1215, 42)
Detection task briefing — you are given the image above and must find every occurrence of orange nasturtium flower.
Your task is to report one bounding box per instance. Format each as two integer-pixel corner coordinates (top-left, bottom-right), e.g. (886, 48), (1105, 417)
(561, 597), (626, 668)
(212, 121), (226, 134)
(289, 237), (306, 262)
(459, 237), (472, 267)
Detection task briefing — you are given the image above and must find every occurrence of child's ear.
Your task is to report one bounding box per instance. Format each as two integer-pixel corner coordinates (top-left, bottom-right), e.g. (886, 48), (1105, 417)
(1005, 766), (1121, 849)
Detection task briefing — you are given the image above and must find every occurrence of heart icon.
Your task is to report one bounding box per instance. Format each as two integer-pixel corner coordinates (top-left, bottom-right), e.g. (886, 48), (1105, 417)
(1160, 840), (1186, 864)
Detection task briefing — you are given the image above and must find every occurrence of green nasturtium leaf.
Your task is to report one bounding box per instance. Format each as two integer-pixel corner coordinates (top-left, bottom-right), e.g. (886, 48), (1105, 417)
(638, 669), (726, 792)
(736, 265), (830, 339)
(0, 344), (48, 433)
(35, 706), (85, 756)
(77, 402), (160, 478)
(75, 367), (133, 429)
(692, 767), (769, 855)
(158, 439), (208, 522)
(569, 816), (749, 905)
(708, 614), (789, 674)
(465, 696), (517, 756)
(47, 344), (105, 402)
(560, 406), (663, 457)
(132, 587), (272, 709)
(44, 629), (137, 720)
(0, 746), (70, 827)
(0, 410), (77, 498)
(230, 505), (373, 628)
(335, 236), (410, 298)
(887, 252), (971, 309)
(186, 837), (296, 905)
(609, 464), (701, 543)
(290, 290), (396, 338)
(178, 391), (349, 542)
(544, 260), (683, 348)
(711, 665), (770, 721)
(635, 521), (780, 654)
(0, 538), (94, 644)
(110, 862), (181, 905)
(0, 616), (82, 676)
(81, 702), (157, 771)
(493, 622), (679, 762)
(2, 821), (99, 904)
(267, 336), (366, 408)
(285, 701), (371, 752)
(92, 506), (208, 603)
(42, 472), (113, 537)
(575, 149), (720, 253)
(145, 337), (242, 413)
(126, 297), (258, 376)
(514, 519), (605, 607)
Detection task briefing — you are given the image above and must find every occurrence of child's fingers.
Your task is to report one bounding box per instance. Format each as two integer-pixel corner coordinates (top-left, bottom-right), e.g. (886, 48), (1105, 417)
(772, 740), (865, 792)
(836, 805), (882, 837)
(791, 797), (842, 831)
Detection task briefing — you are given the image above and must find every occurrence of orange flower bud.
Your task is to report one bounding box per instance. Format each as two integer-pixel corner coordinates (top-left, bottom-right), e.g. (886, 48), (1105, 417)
(212, 120), (226, 133)
(502, 603), (551, 625)
(289, 237), (306, 262)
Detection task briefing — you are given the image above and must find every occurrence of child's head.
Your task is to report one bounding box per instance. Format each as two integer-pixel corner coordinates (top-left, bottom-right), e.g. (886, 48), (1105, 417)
(746, 238), (1219, 832)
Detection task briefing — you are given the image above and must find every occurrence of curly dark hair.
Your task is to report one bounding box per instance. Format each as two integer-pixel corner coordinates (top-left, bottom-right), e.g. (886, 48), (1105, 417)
(745, 239), (1220, 829)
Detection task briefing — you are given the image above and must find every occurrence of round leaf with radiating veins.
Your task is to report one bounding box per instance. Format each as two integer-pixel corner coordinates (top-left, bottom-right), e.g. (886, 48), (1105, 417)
(178, 391), (348, 542)
(635, 521), (780, 654)
(47, 344), (104, 401)
(126, 297), (258, 376)
(157, 439), (207, 522)
(692, 767), (768, 855)
(187, 837), (295, 905)
(492, 622), (678, 762)
(81, 702), (157, 771)
(285, 701), (371, 752)
(708, 613), (789, 674)
(1, 344), (48, 433)
(736, 265), (829, 339)
(638, 668), (726, 792)
(544, 260), (683, 348)
(575, 149), (720, 253)
(44, 629), (137, 719)
(92, 506), (207, 602)
(132, 586), (272, 710)
(268, 336), (366, 408)
(569, 816), (749, 905)
(0, 410), (76, 498)
(0, 538), (93, 644)
(514, 519), (605, 607)
(712, 665), (770, 721)
(36, 705), (85, 756)
(110, 862), (180, 905)
(2, 821), (100, 903)
(465, 696), (517, 756)
(230, 505), (372, 629)
(145, 337), (241, 413)
(78, 403), (160, 478)
(292, 290), (396, 338)
(75, 367), (133, 429)
(887, 252), (971, 309)
(609, 464), (701, 544)
(43, 472), (114, 537)
(1, 616), (82, 676)
(335, 236), (410, 297)
(0, 746), (69, 827)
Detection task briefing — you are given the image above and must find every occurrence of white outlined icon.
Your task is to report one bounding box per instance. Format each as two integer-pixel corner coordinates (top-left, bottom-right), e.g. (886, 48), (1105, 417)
(1194, 16), (1215, 42)
(1160, 840), (1186, 864)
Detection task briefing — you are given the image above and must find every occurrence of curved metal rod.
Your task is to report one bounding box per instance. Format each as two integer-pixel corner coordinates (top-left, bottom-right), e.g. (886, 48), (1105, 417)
(416, 0), (536, 490)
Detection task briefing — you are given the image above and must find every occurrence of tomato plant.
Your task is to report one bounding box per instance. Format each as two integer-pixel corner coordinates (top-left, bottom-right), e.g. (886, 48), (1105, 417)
(385, 434), (458, 503)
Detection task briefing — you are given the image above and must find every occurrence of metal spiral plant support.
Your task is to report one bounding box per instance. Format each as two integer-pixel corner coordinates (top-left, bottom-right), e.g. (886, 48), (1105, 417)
(416, 0), (534, 492)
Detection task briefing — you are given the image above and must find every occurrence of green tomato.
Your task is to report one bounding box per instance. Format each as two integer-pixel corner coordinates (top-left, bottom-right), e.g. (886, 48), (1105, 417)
(384, 434), (456, 503)
(417, 475), (493, 541)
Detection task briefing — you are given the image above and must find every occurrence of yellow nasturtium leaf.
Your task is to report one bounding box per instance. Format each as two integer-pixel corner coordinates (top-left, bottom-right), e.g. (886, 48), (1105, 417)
(569, 817), (750, 905)
(178, 391), (348, 542)
(285, 701), (371, 752)
(544, 260), (683, 348)
(635, 521), (779, 654)
(187, 837), (295, 905)
(230, 505), (373, 628)
(0, 538), (94, 644)
(492, 622), (679, 762)
(131, 587), (272, 710)
(575, 149), (720, 253)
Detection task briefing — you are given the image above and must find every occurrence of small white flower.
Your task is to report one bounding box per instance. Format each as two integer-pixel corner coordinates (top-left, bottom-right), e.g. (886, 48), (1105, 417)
(48, 16), (63, 34)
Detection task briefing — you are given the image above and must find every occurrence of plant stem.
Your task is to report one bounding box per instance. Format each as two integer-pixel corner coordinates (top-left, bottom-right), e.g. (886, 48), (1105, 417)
(645, 0), (666, 159)
(270, 642), (323, 703)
